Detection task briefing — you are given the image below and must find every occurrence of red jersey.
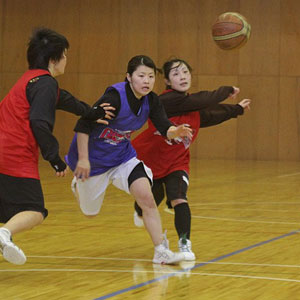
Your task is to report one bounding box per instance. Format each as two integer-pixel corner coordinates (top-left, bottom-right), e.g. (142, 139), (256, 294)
(0, 69), (51, 179)
(132, 86), (243, 179)
(132, 111), (200, 179)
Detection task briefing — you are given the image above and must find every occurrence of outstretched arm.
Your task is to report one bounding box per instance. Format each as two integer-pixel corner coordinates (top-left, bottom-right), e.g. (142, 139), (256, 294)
(161, 86), (236, 117)
(57, 89), (116, 123)
(200, 99), (251, 128)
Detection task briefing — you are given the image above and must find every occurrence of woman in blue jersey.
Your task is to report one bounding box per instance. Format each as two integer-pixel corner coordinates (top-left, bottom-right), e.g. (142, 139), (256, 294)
(66, 55), (193, 265)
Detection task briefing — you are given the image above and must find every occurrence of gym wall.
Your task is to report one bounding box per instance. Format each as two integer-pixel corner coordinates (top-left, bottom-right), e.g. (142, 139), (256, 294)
(0, 0), (299, 161)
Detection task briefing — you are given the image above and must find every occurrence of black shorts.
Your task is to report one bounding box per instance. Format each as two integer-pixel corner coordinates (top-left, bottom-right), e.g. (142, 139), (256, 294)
(0, 173), (48, 223)
(128, 162), (152, 188)
(152, 170), (189, 209)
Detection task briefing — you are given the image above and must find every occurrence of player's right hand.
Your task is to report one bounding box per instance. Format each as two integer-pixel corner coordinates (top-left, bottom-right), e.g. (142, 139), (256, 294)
(74, 158), (91, 181)
(238, 98), (251, 110)
(229, 86), (240, 99)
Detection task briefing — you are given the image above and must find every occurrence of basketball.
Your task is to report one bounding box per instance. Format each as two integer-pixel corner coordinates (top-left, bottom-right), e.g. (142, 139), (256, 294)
(211, 12), (251, 50)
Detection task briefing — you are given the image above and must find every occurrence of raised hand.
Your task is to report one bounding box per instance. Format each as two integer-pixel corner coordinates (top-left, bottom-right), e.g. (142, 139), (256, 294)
(238, 98), (251, 110)
(229, 86), (240, 99)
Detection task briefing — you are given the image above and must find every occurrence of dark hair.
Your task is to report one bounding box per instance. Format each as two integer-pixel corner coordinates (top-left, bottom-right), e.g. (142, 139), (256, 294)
(162, 58), (192, 82)
(27, 27), (69, 70)
(125, 55), (157, 81)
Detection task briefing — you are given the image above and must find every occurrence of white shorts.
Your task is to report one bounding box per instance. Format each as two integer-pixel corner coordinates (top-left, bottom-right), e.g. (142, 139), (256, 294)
(73, 157), (153, 216)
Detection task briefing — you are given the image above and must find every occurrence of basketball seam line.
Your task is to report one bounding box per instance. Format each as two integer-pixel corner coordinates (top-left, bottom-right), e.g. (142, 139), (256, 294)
(213, 12), (251, 41)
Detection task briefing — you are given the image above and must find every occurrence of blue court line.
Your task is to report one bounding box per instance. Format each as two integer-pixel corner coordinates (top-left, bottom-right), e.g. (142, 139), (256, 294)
(94, 229), (299, 300)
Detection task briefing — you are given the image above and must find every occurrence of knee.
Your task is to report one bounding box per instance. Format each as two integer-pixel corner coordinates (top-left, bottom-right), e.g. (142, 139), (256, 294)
(137, 194), (157, 211)
(171, 199), (188, 208)
(34, 212), (45, 225)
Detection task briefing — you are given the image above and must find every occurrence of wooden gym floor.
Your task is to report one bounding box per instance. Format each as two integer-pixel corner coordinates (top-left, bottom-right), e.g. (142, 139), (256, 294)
(1, 158), (300, 300)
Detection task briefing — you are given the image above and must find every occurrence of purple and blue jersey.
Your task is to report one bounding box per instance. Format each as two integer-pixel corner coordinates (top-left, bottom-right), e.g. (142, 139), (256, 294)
(66, 82), (150, 176)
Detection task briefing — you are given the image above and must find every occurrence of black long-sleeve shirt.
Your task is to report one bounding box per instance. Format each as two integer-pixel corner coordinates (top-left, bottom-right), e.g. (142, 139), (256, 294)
(27, 75), (99, 163)
(74, 82), (173, 136)
(159, 87), (244, 127)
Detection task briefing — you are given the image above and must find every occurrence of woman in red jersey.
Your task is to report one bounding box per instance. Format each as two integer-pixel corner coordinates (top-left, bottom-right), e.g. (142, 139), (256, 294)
(132, 58), (251, 261)
(0, 27), (113, 265)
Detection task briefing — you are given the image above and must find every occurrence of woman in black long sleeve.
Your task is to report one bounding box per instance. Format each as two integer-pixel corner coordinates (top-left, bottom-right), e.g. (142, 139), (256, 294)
(132, 58), (251, 261)
(0, 27), (112, 265)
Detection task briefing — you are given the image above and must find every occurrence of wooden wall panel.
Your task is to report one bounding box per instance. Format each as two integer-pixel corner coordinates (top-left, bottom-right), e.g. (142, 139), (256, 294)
(1, 0), (300, 161)
(119, 0), (159, 71)
(78, 0), (120, 74)
(237, 76), (279, 160)
(0, 1), (3, 70)
(278, 77), (300, 160)
(157, 0), (199, 70)
(77, 74), (120, 102)
(2, 0), (80, 73)
(239, 0), (280, 76)
(280, 0), (300, 76)
(191, 75), (239, 159)
(0, 72), (23, 100)
(197, 0), (240, 76)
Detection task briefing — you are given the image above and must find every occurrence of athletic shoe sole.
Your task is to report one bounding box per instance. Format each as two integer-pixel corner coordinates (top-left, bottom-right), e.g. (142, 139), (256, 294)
(3, 244), (26, 265)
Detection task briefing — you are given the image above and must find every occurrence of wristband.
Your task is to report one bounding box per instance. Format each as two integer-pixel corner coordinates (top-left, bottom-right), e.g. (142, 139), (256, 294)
(50, 157), (67, 172)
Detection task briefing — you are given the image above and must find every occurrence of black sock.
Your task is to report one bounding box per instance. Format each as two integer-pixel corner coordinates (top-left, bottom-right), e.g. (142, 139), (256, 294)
(174, 202), (191, 240)
(134, 201), (143, 217)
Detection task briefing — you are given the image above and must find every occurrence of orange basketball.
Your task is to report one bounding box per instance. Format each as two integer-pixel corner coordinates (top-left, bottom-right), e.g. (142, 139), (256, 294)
(211, 12), (251, 50)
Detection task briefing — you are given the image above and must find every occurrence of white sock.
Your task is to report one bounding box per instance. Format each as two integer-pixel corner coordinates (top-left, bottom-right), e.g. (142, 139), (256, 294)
(0, 227), (11, 238)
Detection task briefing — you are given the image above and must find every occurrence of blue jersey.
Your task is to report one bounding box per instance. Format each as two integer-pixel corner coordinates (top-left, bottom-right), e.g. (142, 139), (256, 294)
(66, 82), (150, 176)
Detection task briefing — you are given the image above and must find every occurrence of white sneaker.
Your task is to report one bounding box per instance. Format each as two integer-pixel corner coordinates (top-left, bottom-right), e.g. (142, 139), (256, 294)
(178, 238), (196, 261)
(133, 211), (144, 227)
(0, 228), (26, 265)
(162, 230), (169, 249)
(153, 244), (185, 265)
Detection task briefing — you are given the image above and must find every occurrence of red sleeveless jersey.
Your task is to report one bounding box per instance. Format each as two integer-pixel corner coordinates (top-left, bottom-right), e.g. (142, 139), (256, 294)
(132, 111), (200, 179)
(0, 69), (51, 179)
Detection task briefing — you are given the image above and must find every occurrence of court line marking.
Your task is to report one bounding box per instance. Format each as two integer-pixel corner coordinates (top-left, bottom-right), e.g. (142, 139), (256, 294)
(26, 255), (150, 261)
(2, 256), (300, 269)
(278, 172), (300, 178)
(103, 201), (300, 207)
(191, 207), (297, 212)
(163, 208), (300, 225)
(172, 272), (300, 283)
(0, 268), (299, 284)
(93, 229), (300, 300)
(191, 215), (300, 225)
(182, 202), (300, 206)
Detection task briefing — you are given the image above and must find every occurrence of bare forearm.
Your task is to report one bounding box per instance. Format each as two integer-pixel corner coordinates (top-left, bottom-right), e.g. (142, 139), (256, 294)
(77, 132), (89, 160)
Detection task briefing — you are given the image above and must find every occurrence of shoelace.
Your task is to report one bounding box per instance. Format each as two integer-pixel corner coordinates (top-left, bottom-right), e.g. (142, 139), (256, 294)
(179, 239), (191, 252)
